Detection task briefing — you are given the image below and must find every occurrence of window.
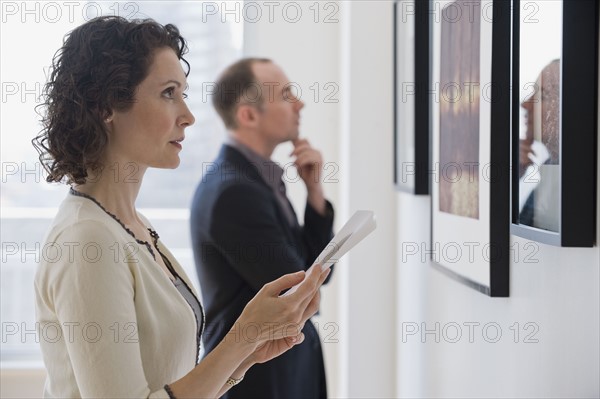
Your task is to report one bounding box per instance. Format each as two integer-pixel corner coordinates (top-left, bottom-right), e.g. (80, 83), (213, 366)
(1, 1), (243, 365)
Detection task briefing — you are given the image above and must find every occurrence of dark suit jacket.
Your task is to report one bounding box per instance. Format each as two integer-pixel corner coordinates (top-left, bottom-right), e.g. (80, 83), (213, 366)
(190, 145), (334, 399)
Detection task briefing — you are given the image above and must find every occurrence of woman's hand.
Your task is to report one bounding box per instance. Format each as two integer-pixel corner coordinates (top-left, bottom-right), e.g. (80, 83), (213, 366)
(222, 266), (327, 393)
(170, 266), (330, 399)
(233, 265), (330, 355)
(250, 329), (306, 364)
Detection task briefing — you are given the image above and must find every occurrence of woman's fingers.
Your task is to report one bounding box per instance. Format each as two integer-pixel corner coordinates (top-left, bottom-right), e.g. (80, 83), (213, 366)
(284, 265), (322, 302)
(274, 267), (328, 333)
(292, 267), (330, 320)
(291, 332), (305, 346)
(261, 270), (306, 296)
(300, 289), (321, 323)
(317, 267), (331, 286)
(241, 265), (330, 345)
(298, 266), (330, 301)
(301, 268), (330, 320)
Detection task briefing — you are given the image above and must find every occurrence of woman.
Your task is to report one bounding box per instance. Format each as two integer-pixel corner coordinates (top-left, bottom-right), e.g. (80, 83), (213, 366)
(33, 16), (329, 398)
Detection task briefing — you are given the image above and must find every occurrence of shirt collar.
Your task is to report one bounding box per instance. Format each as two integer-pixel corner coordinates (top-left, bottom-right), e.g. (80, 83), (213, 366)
(224, 136), (285, 189)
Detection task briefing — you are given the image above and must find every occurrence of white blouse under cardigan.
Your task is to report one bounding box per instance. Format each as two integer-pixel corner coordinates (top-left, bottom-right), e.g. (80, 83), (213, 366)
(34, 193), (200, 398)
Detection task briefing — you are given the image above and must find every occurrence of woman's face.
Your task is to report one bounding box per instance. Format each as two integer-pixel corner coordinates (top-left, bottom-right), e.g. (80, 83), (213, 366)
(106, 47), (195, 171)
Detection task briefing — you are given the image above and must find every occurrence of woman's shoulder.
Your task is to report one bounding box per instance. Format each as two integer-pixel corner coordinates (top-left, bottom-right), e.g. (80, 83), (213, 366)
(46, 194), (125, 243)
(35, 195), (136, 292)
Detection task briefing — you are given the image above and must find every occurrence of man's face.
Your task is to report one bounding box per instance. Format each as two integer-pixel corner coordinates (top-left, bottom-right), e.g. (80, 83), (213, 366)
(520, 61), (560, 163)
(251, 62), (305, 146)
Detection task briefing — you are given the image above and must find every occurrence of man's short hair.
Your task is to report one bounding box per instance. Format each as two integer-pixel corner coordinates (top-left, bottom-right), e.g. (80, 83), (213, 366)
(212, 57), (272, 129)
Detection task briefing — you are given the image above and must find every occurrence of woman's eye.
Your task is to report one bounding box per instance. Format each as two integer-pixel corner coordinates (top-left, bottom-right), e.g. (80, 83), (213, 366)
(163, 87), (176, 98)
(163, 87), (188, 100)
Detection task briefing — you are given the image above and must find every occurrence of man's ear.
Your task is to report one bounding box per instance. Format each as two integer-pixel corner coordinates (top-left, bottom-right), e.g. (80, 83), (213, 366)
(236, 104), (259, 127)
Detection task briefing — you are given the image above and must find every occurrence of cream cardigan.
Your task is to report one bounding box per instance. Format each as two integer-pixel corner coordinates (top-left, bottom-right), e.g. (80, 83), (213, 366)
(34, 193), (199, 398)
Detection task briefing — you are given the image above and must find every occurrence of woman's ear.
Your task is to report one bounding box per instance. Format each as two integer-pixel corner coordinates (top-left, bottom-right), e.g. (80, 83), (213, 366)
(103, 109), (114, 124)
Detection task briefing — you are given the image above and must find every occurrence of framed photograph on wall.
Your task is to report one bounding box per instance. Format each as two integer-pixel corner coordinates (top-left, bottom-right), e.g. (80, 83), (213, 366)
(430, 0), (510, 297)
(511, 0), (598, 247)
(393, 0), (430, 194)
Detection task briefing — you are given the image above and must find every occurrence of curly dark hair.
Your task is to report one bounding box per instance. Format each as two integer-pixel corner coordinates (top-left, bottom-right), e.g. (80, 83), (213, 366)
(33, 16), (189, 184)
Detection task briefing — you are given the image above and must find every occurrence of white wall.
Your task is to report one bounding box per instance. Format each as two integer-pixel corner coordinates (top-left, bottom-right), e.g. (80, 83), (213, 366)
(394, 3), (600, 399)
(398, 195), (600, 397)
(338, 1), (397, 397)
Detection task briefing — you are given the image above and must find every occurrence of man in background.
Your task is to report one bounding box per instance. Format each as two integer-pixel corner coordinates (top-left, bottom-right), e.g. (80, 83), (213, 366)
(190, 58), (334, 398)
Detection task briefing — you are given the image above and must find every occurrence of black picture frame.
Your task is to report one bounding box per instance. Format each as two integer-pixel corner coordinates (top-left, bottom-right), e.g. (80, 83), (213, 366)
(430, 0), (510, 297)
(393, 0), (430, 194)
(511, 0), (598, 247)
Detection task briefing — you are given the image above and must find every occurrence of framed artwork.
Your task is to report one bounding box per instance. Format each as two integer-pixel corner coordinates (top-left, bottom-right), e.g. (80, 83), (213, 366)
(511, 0), (598, 247)
(393, 0), (430, 194)
(430, 0), (510, 297)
